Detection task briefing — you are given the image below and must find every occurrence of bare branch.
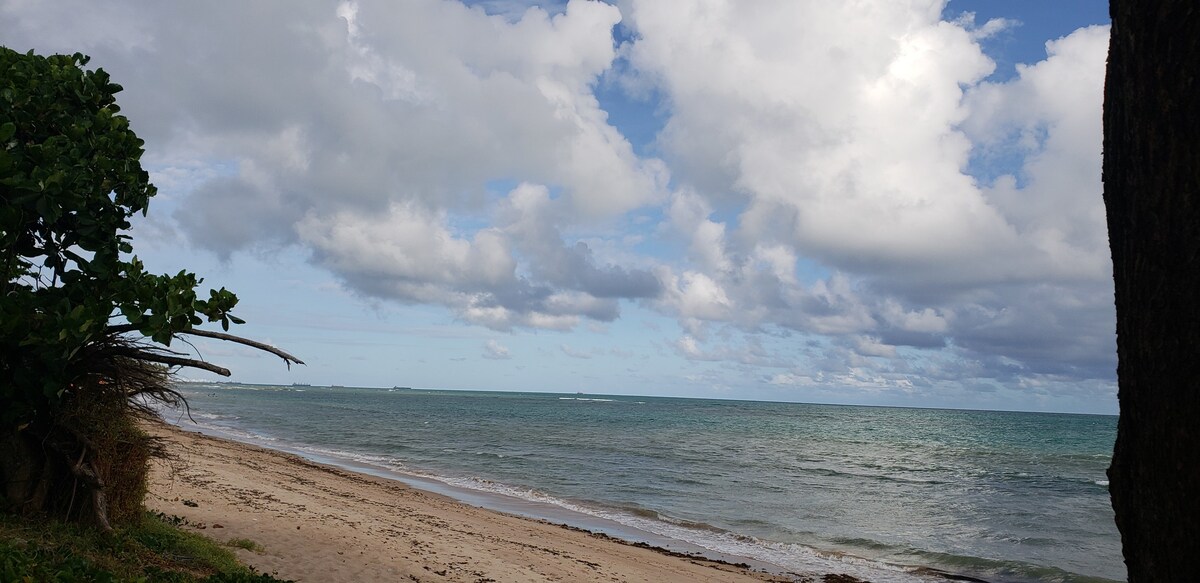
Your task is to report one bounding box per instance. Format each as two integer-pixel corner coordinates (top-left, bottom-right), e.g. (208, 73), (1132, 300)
(133, 353), (232, 376)
(104, 324), (304, 368)
(177, 328), (305, 368)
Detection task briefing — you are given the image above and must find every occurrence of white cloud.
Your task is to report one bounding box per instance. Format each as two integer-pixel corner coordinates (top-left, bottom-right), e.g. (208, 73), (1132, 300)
(0, 0), (1116, 399)
(299, 202), (515, 291)
(625, 0), (1016, 275)
(624, 2), (1113, 380)
(483, 339), (512, 360)
(2, 0), (664, 249)
(963, 25), (1111, 281)
(853, 336), (898, 359)
(673, 334), (791, 368)
(295, 186), (654, 330)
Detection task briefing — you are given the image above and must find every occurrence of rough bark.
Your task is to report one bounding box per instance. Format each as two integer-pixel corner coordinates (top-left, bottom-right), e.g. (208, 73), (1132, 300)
(1103, 2), (1200, 580)
(0, 429), (115, 531)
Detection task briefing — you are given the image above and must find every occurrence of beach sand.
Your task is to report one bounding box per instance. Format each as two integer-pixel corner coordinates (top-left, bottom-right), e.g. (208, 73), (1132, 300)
(143, 422), (823, 583)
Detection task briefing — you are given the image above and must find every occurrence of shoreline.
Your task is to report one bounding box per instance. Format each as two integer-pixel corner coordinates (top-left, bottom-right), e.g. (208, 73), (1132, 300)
(145, 420), (831, 582)
(156, 386), (1124, 583)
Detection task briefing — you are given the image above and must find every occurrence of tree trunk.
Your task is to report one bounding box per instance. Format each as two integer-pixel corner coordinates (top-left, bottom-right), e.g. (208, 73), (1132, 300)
(0, 428), (115, 531)
(0, 431), (40, 510)
(1103, 2), (1200, 580)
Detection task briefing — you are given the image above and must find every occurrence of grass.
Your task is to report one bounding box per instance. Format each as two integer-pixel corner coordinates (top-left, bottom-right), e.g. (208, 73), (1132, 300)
(225, 539), (263, 553)
(0, 510), (291, 582)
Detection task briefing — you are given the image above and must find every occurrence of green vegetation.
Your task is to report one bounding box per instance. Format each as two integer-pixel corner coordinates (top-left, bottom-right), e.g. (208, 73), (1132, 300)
(224, 539), (263, 554)
(0, 511), (291, 582)
(0, 46), (302, 580)
(0, 47), (300, 531)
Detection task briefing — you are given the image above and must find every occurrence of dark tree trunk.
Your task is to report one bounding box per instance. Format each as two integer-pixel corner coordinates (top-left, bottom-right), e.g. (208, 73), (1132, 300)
(1104, 2), (1200, 580)
(0, 428), (114, 531)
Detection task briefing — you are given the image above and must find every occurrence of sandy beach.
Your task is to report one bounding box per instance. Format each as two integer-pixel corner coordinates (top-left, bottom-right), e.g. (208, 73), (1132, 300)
(143, 421), (822, 583)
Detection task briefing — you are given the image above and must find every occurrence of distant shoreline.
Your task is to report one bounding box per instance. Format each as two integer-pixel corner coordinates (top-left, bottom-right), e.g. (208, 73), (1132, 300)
(175, 381), (1117, 417)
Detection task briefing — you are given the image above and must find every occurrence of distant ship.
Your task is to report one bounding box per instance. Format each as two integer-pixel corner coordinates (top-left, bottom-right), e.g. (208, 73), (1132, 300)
(291, 383), (311, 387)
(392, 386), (412, 390)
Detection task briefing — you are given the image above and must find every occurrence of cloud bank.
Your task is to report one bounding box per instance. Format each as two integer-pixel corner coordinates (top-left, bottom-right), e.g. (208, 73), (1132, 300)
(0, 0), (1114, 400)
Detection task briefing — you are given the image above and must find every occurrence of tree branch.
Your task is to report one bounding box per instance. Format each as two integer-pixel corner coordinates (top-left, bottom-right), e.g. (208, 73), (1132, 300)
(176, 328), (305, 368)
(103, 325), (304, 368)
(133, 353), (231, 377)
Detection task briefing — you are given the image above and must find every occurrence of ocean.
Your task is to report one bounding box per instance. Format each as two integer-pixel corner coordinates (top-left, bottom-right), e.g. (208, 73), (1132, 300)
(163, 383), (1123, 583)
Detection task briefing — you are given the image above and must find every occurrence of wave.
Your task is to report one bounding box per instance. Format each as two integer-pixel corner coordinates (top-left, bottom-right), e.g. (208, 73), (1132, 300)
(328, 468), (942, 582)
(899, 547), (1121, 583)
(160, 414), (279, 443)
(189, 411), (240, 422)
(161, 412), (938, 581)
(158, 406), (1117, 583)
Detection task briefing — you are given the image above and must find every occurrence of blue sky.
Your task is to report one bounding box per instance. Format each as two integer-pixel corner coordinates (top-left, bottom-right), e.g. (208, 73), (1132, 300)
(2, 0), (1115, 413)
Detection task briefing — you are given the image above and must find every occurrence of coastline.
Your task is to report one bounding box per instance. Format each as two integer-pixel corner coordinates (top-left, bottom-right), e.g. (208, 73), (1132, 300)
(144, 420), (819, 582)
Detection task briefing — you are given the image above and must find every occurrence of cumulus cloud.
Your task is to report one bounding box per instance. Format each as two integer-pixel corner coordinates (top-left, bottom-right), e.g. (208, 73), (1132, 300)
(626, 0), (1068, 280)
(853, 336), (898, 359)
(2, 0), (663, 241)
(0, 0), (668, 329)
(482, 339), (512, 360)
(293, 183), (659, 329)
(674, 335), (792, 368)
(623, 1), (1113, 382)
(0, 0), (1116, 399)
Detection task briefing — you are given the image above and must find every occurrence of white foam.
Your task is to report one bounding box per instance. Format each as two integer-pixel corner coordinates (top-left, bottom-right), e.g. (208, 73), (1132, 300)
(190, 411), (239, 421)
(159, 411), (939, 582)
(389, 471), (937, 582)
(157, 412), (278, 443)
(202, 423), (279, 442)
(294, 444), (410, 471)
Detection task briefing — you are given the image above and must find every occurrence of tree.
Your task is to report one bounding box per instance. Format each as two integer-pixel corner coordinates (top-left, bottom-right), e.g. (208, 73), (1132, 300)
(1, 48), (301, 529)
(1103, 2), (1200, 580)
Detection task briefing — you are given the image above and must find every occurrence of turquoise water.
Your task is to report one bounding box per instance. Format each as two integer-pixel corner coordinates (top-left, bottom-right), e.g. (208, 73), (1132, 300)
(167, 383), (1123, 582)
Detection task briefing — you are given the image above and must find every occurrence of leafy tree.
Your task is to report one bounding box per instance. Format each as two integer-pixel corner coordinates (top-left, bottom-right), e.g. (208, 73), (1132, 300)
(1103, 1), (1200, 579)
(1, 48), (301, 529)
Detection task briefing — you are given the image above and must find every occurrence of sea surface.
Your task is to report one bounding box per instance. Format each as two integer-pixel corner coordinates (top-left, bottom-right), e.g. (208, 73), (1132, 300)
(163, 383), (1123, 583)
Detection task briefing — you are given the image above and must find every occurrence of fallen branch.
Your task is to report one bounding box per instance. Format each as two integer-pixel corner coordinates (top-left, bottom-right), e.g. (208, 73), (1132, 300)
(103, 324), (305, 368)
(176, 328), (305, 367)
(132, 353), (232, 377)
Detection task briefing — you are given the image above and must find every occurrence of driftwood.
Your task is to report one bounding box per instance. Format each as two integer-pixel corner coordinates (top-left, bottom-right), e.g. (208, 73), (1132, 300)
(127, 353), (232, 377)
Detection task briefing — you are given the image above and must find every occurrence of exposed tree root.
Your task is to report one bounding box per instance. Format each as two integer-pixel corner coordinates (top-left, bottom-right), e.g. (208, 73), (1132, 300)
(2, 327), (298, 529)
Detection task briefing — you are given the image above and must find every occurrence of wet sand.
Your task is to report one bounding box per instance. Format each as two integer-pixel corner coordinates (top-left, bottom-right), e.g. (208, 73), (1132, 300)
(143, 421), (833, 582)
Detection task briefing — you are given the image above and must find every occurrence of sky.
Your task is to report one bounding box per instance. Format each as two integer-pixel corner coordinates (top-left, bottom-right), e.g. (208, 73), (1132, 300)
(1, 0), (1116, 413)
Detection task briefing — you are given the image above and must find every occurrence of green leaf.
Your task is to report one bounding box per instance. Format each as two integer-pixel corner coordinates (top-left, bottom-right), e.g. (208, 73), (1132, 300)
(0, 47), (283, 429)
